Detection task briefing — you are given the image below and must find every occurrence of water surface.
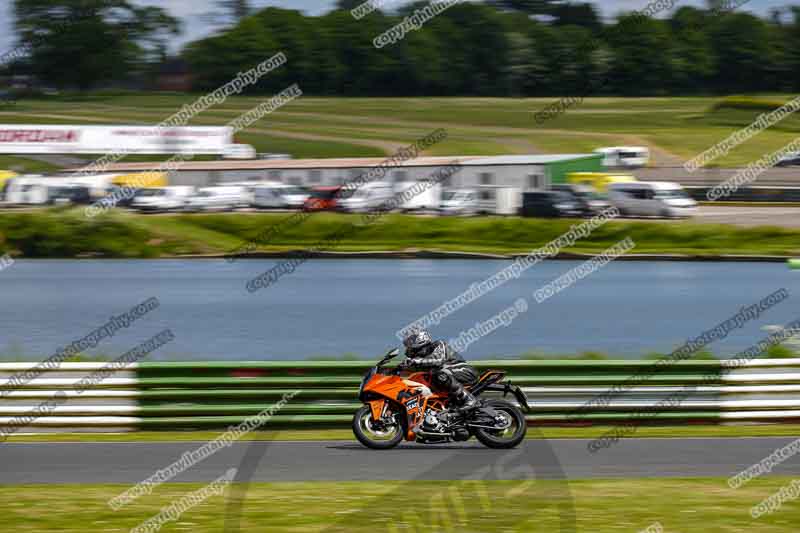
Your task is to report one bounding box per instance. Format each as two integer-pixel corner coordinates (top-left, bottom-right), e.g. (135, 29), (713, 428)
(0, 259), (796, 361)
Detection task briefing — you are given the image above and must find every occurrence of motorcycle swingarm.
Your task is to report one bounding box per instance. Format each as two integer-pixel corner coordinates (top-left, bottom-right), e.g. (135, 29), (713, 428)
(482, 383), (531, 412)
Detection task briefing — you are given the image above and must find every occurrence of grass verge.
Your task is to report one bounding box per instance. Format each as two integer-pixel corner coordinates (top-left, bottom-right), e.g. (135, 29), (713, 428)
(0, 155), (62, 174)
(1, 210), (800, 258)
(1, 477), (797, 532)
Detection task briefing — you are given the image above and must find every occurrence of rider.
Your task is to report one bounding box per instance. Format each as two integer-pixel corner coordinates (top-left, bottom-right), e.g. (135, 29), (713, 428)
(400, 329), (478, 414)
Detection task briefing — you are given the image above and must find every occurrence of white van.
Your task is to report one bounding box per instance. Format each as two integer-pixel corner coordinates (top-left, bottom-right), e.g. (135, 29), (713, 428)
(595, 146), (650, 168)
(132, 187), (195, 212)
(222, 144), (257, 160)
(6, 176), (100, 205)
(185, 186), (247, 212)
(226, 181), (278, 206)
(439, 189), (479, 216)
(252, 183), (309, 209)
(607, 181), (697, 218)
(5, 177), (50, 205)
(395, 181), (441, 211)
(477, 186), (522, 215)
(338, 181), (395, 212)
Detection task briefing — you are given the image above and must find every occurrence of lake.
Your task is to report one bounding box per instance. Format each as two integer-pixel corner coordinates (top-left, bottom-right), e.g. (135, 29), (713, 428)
(0, 259), (797, 361)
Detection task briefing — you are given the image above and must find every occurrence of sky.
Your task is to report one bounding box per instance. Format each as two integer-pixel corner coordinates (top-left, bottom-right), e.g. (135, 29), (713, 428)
(0, 0), (789, 56)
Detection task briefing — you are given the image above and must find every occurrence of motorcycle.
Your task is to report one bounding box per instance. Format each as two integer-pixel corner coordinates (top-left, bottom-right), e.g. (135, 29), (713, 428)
(353, 348), (530, 449)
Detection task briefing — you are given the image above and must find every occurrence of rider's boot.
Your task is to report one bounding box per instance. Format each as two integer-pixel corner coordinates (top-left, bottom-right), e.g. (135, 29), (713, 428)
(452, 389), (478, 415)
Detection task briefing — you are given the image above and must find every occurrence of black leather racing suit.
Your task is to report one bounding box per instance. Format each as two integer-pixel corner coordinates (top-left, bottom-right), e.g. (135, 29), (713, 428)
(404, 340), (478, 408)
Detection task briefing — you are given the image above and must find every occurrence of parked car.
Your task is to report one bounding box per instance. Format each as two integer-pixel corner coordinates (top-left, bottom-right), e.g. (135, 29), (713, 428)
(521, 191), (583, 218)
(338, 181), (395, 212)
(226, 181), (278, 206)
(252, 183), (309, 209)
(48, 185), (91, 205)
(776, 151), (800, 167)
(103, 184), (136, 207)
(394, 181), (441, 211)
(476, 186), (521, 215)
(607, 181), (697, 218)
(304, 186), (342, 211)
(185, 186), (247, 212)
(551, 184), (612, 216)
(6, 176), (114, 205)
(439, 189), (479, 216)
(132, 187), (195, 212)
(4, 177), (50, 205)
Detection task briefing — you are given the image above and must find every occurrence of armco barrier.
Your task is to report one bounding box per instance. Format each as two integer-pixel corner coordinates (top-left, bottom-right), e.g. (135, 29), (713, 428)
(638, 166), (800, 188)
(686, 185), (800, 203)
(2, 359), (800, 432)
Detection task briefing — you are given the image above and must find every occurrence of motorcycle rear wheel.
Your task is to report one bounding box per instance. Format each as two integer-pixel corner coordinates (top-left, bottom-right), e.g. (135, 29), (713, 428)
(473, 400), (527, 449)
(352, 404), (404, 449)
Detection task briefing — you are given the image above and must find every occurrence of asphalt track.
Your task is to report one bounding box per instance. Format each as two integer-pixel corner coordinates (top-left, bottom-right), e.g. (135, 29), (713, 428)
(1, 437), (798, 484)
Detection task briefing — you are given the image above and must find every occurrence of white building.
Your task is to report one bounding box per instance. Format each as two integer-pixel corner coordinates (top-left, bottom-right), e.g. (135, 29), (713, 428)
(75, 154), (604, 193)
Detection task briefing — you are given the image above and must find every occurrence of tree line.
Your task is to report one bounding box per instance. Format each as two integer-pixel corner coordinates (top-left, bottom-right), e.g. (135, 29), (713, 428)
(6, 1), (800, 96)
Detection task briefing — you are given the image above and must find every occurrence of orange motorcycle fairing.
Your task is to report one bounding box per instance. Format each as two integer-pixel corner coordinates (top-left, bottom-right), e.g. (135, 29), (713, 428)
(361, 370), (449, 441)
(368, 399), (385, 421)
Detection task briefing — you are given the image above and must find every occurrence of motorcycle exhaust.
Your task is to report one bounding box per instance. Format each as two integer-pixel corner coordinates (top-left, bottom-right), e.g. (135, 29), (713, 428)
(415, 429), (454, 438)
(466, 422), (511, 431)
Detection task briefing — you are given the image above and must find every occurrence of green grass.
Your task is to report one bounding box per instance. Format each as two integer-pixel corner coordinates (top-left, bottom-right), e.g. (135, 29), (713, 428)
(525, 133), (620, 155)
(424, 138), (528, 156)
(5, 94), (800, 166)
(235, 132), (385, 158)
(1, 477), (797, 532)
(2, 209), (799, 259)
(0, 155), (62, 174)
(7, 425), (800, 443)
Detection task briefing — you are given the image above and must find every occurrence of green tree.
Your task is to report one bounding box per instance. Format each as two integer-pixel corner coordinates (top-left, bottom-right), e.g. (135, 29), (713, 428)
(532, 23), (597, 95)
(789, 8), (800, 91)
(392, 24), (448, 95)
(709, 13), (773, 92)
(762, 9), (794, 92)
(251, 8), (315, 92)
(185, 17), (277, 92)
(488, 0), (558, 15)
(13, 0), (179, 90)
(668, 8), (716, 93)
(334, 0), (364, 10)
(670, 5), (708, 31)
(219, 0), (251, 21)
(174, 1), (796, 97)
(408, 3), (511, 95)
(506, 32), (541, 95)
(605, 14), (673, 95)
(551, 2), (601, 33)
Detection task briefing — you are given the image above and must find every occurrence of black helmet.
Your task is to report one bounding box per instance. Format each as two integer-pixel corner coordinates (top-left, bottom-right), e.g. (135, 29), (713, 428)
(403, 329), (433, 353)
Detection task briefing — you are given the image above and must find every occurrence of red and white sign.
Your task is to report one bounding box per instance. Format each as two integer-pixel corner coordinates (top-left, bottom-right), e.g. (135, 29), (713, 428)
(0, 125), (233, 155)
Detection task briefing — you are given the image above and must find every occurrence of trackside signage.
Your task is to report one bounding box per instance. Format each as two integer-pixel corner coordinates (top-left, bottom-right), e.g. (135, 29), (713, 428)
(0, 125), (233, 155)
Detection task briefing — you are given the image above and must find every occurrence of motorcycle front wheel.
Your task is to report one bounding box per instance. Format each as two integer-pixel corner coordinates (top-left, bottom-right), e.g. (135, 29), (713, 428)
(473, 399), (528, 449)
(352, 404), (404, 449)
